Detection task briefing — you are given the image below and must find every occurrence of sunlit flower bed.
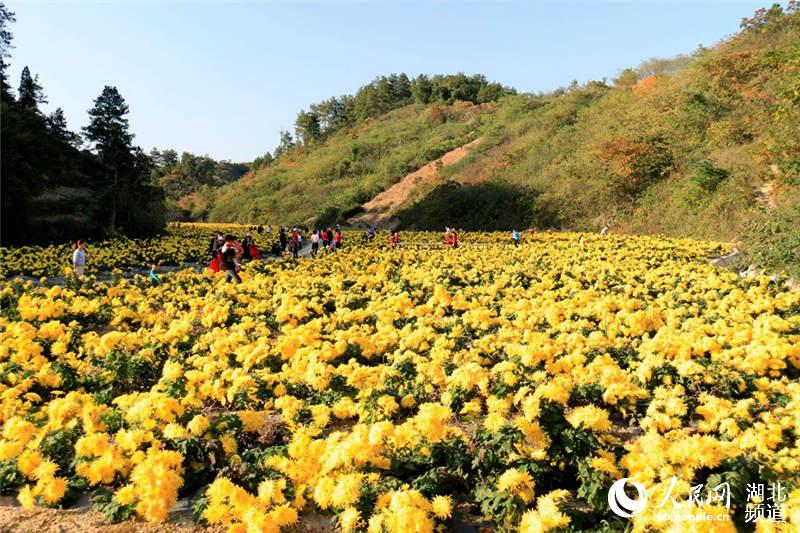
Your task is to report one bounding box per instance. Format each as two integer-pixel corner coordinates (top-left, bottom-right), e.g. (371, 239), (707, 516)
(0, 232), (798, 532)
(0, 223), (259, 279)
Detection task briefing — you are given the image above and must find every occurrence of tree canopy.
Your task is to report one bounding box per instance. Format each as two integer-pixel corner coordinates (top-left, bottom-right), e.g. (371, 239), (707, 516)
(0, 3), (166, 244)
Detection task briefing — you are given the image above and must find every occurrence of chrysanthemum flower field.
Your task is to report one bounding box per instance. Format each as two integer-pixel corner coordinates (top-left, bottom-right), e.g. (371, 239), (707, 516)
(0, 232), (798, 532)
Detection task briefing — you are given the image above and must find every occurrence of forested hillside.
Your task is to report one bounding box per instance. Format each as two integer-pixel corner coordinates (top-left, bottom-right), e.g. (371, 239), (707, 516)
(205, 3), (799, 272)
(0, 3), (166, 245)
(149, 149), (249, 220)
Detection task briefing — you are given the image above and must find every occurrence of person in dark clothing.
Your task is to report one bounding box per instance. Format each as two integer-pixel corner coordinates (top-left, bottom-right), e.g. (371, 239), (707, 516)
(291, 228), (301, 258)
(242, 235), (253, 260)
(279, 227), (288, 252)
(221, 248), (241, 283)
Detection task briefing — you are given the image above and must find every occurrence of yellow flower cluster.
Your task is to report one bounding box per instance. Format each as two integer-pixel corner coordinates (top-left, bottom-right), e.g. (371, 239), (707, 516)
(0, 222), (255, 278)
(0, 231), (797, 531)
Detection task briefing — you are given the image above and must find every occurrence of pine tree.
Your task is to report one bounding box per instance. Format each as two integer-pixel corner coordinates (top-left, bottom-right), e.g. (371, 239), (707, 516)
(295, 109), (321, 145)
(0, 2), (14, 58)
(0, 3), (14, 103)
(83, 86), (135, 229)
(274, 130), (295, 158)
(17, 65), (46, 111)
(47, 107), (81, 146)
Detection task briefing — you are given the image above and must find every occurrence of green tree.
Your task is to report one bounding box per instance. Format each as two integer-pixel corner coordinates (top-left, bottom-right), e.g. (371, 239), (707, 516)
(274, 130), (295, 157)
(16, 65), (45, 111)
(252, 150), (273, 170)
(295, 109), (322, 145)
(613, 68), (639, 87)
(0, 2), (15, 102)
(0, 1), (12, 57)
(47, 108), (81, 147)
(411, 74), (433, 104)
(83, 86), (134, 229)
(82, 86), (164, 233)
(740, 3), (785, 30)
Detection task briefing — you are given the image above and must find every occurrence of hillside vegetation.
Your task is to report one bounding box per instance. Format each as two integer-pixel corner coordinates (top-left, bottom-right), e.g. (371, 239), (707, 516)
(149, 149), (249, 220)
(428, 4), (799, 240)
(206, 4), (799, 273)
(210, 100), (494, 227)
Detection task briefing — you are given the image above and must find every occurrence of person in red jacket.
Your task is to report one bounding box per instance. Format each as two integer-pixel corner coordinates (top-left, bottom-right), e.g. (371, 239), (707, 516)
(249, 242), (260, 260)
(209, 251), (222, 273)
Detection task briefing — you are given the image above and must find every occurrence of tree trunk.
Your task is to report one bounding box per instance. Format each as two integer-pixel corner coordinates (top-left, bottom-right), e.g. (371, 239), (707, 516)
(110, 167), (118, 230)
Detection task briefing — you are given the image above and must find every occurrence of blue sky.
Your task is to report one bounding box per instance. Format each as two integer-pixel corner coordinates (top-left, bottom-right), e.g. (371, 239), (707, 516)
(6, 1), (765, 162)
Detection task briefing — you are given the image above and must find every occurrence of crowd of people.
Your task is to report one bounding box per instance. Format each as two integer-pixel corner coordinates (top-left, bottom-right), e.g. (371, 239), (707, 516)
(203, 225), (349, 283)
(68, 225), (561, 283)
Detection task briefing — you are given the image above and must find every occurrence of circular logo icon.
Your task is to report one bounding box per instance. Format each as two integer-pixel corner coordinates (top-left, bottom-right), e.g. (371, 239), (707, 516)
(608, 478), (648, 518)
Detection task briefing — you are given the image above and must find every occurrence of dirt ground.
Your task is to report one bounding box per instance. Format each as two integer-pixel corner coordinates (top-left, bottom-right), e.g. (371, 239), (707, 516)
(0, 505), (334, 533)
(0, 505), (214, 533)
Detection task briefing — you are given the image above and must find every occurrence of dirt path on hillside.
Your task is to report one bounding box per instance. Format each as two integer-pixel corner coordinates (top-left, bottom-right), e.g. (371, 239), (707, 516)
(348, 138), (481, 229)
(756, 180), (777, 209)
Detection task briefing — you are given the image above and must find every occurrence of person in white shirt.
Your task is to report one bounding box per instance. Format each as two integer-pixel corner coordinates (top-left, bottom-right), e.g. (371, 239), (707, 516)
(72, 240), (87, 277)
(310, 230), (320, 257)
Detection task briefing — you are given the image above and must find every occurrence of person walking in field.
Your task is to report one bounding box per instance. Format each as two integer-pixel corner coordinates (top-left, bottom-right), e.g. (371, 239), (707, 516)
(209, 250), (222, 272)
(72, 240), (87, 277)
(248, 240), (260, 260)
(296, 229), (303, 257)
(149, 264), (160, 286)
(321, 228), (328, 249)
(311, 230), (320, 257)
(389, 231), (400, 249)
(220, 247), (241, 283)
(512, 229), (520, 246)
(209, 233), (224, 258)
(334, 228), (342, 250)
(241, 234), (253, 260)
(221, 235), (244, 258)
(451, 229), (459, 248)
(328, 228), (337, 253)
(279, 227), (288, 252)
(290, 228), (301, 258)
